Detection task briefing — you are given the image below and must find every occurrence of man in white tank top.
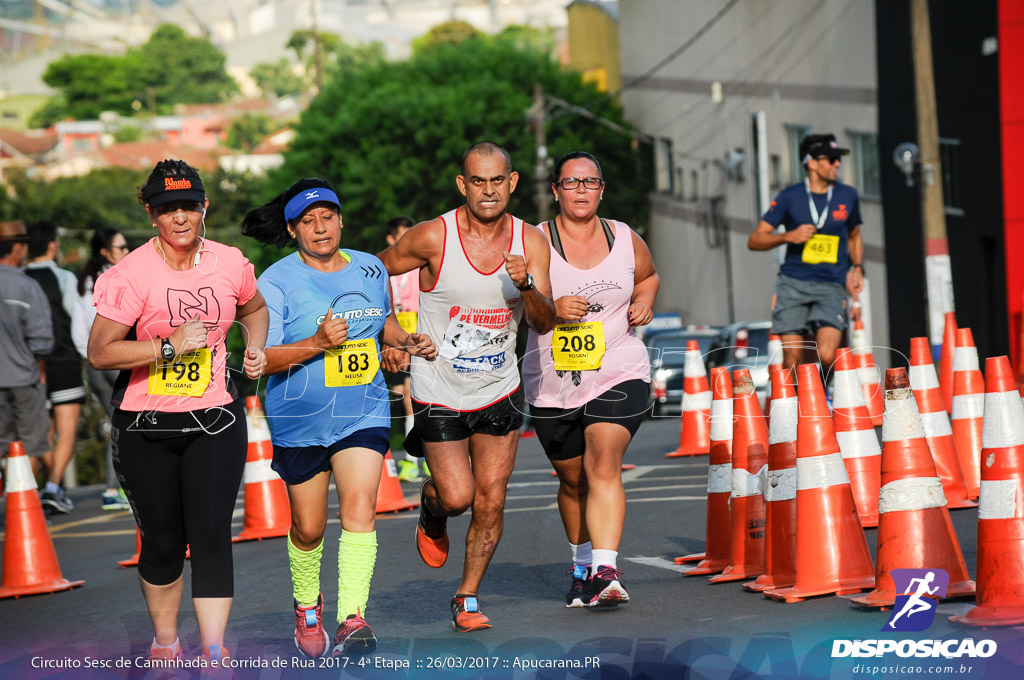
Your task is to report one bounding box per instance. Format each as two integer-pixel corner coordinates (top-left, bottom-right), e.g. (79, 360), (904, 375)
(379, 142), (555, 632)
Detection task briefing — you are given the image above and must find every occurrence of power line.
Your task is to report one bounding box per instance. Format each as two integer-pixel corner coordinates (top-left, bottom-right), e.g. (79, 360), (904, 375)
(616, 0), (743, 96)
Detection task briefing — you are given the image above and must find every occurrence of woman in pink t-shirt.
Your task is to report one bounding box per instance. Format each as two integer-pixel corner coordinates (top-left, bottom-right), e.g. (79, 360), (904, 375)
(522, 152), (659, 610)
(88, 160), (268, 666)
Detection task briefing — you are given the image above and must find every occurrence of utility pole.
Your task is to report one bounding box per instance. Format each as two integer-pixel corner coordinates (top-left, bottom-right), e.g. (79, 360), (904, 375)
(912, 0), (954, 351)
(533, 84), (550, 223)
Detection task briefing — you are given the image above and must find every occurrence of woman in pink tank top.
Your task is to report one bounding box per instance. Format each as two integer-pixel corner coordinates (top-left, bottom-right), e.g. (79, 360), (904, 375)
(522, 152), (659, 609)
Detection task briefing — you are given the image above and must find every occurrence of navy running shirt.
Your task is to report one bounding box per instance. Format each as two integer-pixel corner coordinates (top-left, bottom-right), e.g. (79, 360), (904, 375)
(761, 181), (862, 285)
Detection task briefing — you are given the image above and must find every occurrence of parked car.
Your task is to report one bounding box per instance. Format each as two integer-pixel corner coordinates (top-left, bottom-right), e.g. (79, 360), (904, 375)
(647, 326), (720, 415)
(704, 320), (774, 403)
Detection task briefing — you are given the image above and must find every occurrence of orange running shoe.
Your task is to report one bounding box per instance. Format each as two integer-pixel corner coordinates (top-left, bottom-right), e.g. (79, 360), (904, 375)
(415, 479), (448, 568)
(451, 595), (492, 632)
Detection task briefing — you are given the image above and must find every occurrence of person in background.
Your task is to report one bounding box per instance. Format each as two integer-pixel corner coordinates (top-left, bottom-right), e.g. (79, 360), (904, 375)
(89, 159), (268, 665)
(0, 220), (54, 479)
(747, 132), (865, 380)
(26, 219), (87, 514)
(383, 215), (430, 483)
(522, 151), (658, 608)
(73, 227), (131, 510)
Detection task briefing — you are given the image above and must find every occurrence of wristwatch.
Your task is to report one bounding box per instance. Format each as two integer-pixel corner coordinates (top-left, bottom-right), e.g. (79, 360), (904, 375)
(160, 337), (175, 360)
(516, 273), (535, 292)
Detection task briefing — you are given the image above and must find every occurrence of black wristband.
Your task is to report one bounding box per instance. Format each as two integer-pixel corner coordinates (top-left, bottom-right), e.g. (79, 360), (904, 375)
(851, 264), (864, 271)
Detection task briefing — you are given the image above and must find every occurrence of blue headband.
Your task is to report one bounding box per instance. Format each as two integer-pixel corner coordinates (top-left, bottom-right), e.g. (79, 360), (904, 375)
(284, 188), (341, 221)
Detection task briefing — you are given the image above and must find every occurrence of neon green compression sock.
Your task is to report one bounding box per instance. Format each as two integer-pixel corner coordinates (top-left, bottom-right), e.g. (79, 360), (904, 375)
(338, 529), (377, 622)
(287, 531), (323, 608)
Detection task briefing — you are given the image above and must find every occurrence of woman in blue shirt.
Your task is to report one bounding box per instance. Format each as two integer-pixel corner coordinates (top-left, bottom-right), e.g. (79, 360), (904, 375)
(242, 178), (436, 657)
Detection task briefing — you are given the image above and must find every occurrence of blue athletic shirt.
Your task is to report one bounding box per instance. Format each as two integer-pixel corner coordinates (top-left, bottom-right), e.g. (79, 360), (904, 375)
(761, 180), (862, 285)
(258, 250), (392, 447)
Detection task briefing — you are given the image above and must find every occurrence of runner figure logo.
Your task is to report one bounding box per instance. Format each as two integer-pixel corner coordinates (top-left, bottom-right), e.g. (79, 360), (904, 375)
(883, 568), (949, 632)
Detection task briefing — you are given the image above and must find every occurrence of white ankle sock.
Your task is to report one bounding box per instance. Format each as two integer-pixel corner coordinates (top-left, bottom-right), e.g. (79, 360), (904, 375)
(591, 549), (617, 570)
(571, 541), (593, 567)
(151, 637), (179, 651)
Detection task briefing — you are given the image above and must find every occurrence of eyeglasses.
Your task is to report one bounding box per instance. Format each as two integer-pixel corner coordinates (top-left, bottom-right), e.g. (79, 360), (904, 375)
(556, 176), (604, 190)
(154, 201), (204, 216)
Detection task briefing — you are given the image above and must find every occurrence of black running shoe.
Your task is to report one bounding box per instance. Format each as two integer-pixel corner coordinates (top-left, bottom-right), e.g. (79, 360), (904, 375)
(565, 565), (590, 608)
(581, 565), (629, 608)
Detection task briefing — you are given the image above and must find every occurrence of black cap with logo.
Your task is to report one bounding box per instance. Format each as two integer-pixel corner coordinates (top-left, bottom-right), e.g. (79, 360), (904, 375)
(799, 133), (850, 164)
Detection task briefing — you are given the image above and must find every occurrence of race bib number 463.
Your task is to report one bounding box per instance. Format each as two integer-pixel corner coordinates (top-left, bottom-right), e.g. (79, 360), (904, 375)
(802, 233), (840, 264)
(148, 348), (212, 397)
(552, 322), (605, 371)
(325, 338), (380, 387)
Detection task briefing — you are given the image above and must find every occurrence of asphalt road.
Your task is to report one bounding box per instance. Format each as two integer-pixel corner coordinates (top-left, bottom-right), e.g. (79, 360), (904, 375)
(1, 416), (1021, 680)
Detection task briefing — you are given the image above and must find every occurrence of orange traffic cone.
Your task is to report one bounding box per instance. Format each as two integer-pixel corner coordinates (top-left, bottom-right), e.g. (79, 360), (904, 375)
(939, 311), (957, 414)
(376, 451), (419, 513)
(951, 356), (1024, 626)
(679, 367), (733, 574)
(851, 320), (884, 427)
(764, 334), (783, 416)
(832, 347), (881, 528)
(118, 527), (142, 568)
(667, 340), (711, 458)
(0, 442), (84, 598)
(909, 337), (976, 509)
(745, 367), (798, 592)
(765, 364), (874, 603)
(233, 396), (292, 542)
(951, 328), (983, 500)
(851, 368), (975, 608)
(710, 369), (767, 584)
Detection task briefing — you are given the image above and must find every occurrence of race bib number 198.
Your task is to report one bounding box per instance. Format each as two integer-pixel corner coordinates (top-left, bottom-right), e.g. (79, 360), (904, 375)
(325, 338), (380, 387)
(148, 348), (213, 397)
(552, 322), (605, 371)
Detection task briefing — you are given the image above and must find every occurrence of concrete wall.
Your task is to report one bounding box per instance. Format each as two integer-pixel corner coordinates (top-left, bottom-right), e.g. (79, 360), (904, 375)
(619, 0), (889, 361)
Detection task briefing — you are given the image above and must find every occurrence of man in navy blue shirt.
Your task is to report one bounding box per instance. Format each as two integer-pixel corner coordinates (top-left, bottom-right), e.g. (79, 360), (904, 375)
(747, 133), (865, 377)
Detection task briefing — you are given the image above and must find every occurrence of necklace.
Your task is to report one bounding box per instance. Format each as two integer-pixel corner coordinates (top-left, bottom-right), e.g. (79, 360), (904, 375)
(155, 236), (201, 270)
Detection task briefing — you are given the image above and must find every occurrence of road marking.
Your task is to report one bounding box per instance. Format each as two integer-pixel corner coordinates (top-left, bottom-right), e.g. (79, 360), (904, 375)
(46, 511), (132, 535)
(51, 530), (138, 538)
(626, 556), (687, 573)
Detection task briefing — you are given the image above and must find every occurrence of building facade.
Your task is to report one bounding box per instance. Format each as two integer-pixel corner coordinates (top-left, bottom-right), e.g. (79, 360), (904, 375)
(618, 0), (888, 359)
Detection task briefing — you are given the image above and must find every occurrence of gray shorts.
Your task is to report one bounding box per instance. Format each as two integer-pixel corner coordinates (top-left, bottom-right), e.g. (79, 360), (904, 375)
(0, 383), (51, 457)
(771, 273), (849, 335)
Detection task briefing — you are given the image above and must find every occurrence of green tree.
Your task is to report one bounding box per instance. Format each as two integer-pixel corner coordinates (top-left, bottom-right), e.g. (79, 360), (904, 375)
(226, 114), (275, 152)
(273, 26), (651, 253)
(251, 59), (306, 99)
(32, 23), (238, 124)
(411, 20), (483, 53)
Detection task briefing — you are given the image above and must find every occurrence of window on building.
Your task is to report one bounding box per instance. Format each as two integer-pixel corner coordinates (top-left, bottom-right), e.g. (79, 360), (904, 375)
(849, 131), (881, 200)
(939, 138), (963, 215)
(769, 154), (781, 190)
(655, 137), (674, 194)
(786, 124), (812, 184)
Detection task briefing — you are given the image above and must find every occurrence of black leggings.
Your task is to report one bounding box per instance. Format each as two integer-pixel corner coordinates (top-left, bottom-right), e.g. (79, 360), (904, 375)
(111, 399), (246, 598)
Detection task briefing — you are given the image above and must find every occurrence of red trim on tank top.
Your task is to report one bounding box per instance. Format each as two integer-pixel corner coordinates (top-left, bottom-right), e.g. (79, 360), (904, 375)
(421, 214), (446, 293)
(456, 207), (514, 276)
(411, 385), (521, 413)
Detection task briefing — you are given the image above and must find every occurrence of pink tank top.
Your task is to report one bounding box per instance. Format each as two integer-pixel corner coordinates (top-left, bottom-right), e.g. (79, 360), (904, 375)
(523, 220), (651, 409)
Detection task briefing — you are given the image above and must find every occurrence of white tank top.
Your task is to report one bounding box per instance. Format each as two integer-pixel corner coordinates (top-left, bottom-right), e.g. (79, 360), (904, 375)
(410, 207), (525, 411)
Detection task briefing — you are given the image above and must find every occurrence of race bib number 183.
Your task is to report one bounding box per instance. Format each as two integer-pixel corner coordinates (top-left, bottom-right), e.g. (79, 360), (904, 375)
(325, 338), (380, 387)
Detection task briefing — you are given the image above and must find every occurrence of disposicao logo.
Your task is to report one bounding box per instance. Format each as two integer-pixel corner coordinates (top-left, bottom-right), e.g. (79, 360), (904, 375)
(831, 568), (997, 659)
(885, 568), (948, 632)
